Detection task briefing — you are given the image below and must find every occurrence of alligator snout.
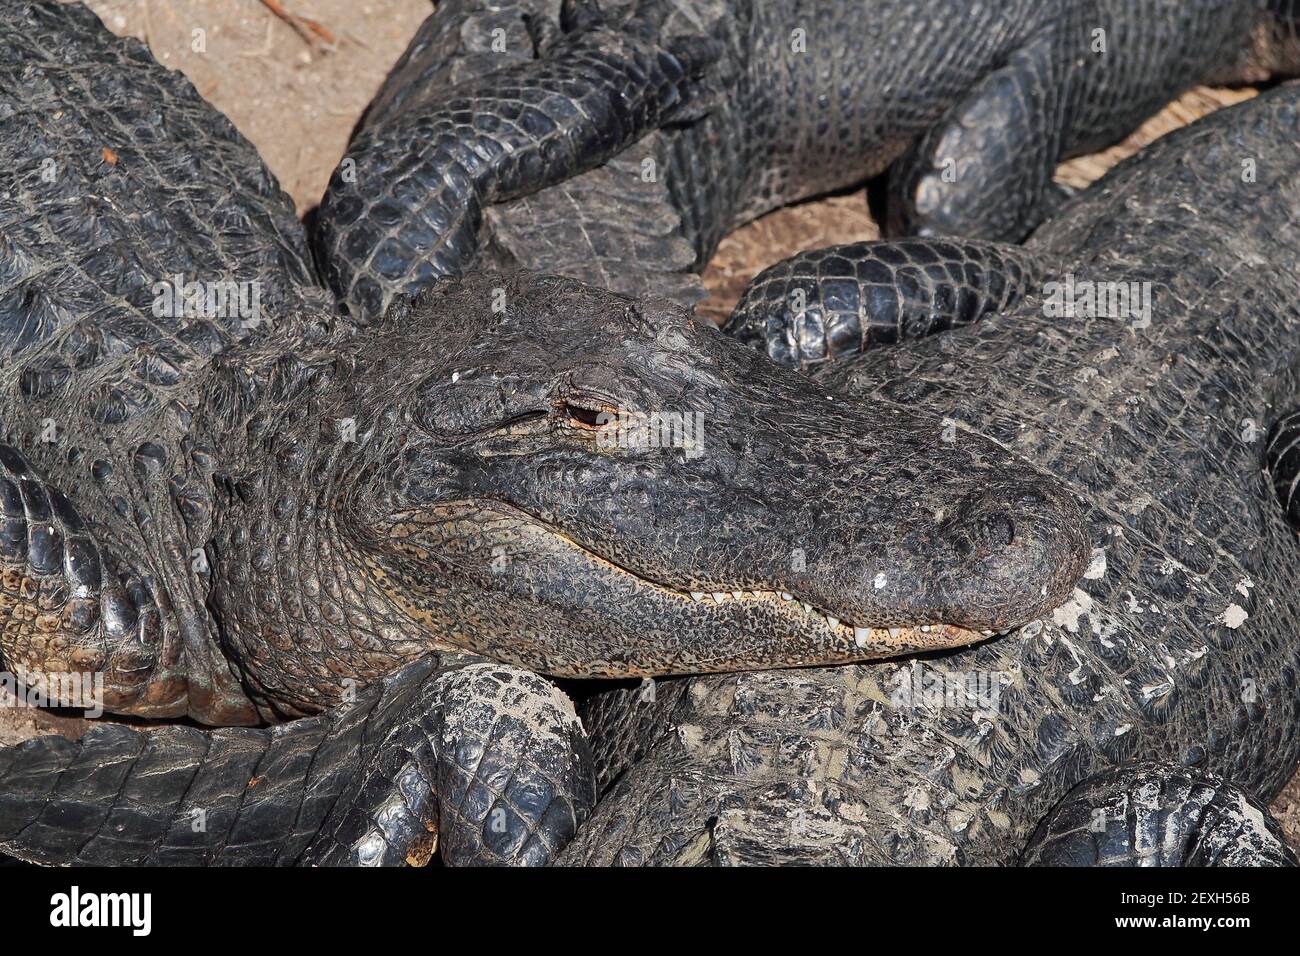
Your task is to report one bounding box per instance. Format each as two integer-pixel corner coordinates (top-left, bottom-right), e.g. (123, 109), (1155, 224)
(931, 478), (1091, 631)
(756, 470), (1089, 646)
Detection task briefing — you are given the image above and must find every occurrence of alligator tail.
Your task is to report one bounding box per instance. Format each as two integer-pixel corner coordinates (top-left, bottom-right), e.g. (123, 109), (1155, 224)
(0, 655), (595, 866)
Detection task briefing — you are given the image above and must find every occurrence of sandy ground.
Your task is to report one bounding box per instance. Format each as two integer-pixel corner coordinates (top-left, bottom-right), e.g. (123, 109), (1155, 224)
(13, 0), (1297, 850)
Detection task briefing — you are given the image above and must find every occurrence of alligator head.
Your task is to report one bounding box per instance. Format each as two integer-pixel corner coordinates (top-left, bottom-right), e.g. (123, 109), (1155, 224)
(208, 272), (1087, 710)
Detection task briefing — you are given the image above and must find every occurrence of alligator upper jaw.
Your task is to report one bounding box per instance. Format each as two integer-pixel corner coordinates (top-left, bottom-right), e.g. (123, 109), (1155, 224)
(372, 500), (1051, 678)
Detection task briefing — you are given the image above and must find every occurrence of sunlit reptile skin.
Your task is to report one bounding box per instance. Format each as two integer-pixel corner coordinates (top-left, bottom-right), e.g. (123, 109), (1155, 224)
(561, 87), (1300, 865)
(315, 0), (1288, 321)
(0, 2), (1095, 866)
(1020, 762), (1298, 866)
(723, 239), (1043, 370)
(0, 1), (598, 866)
(0, 0), (330, 725)
(0, 655), (594, 866)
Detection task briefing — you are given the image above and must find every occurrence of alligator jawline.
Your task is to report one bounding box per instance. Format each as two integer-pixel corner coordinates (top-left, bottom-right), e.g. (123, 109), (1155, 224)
(393, 499), (998, 649)
(495, 504), (1000, 647)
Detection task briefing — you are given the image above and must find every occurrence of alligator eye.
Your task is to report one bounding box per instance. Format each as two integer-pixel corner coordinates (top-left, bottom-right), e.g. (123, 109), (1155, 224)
(561, 400), (617, 430)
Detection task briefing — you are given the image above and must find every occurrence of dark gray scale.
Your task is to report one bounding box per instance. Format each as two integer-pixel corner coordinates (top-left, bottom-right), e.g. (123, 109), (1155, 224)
(723, 238), (1044, 370)
(1265, 407), (1300, 528)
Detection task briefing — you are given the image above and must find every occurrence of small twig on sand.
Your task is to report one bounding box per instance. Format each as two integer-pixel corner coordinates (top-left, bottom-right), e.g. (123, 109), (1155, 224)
(259, 0), (337, 52)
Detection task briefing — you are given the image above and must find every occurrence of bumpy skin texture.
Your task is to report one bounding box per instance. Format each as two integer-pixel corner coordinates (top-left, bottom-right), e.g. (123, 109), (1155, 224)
(0, 0), (331, 726)
(1021, 763), (1298, 866)
(0, 2), (1089, 865)
(197, 271), (1086, 717)
(315, 0), (1294, 321)
(0, 654), (596, 867)
(0, 2), (601, 867)
(561, 88), (1300, 866)
(1264, 408), (1300, 527)
(313, 6), (718, 319)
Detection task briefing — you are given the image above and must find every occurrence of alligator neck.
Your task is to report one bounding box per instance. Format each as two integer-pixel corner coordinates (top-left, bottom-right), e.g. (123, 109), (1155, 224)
(192, 320), (442, 716)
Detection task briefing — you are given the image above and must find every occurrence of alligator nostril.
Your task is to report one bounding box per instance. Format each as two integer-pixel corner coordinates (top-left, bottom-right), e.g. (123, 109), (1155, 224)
(983, 513), (1015, 548)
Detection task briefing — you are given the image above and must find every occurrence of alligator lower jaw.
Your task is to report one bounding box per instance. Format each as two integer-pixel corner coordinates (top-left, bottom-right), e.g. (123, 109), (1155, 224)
(383, 500), (1002, 665)
(676, 587), (997, 650)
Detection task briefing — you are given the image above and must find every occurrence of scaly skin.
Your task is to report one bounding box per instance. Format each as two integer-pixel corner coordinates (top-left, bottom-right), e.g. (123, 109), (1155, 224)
(0, 654), (595, 866)
(1021, 763), (1298, 866)
(723, 239), (1044, 371)
(0, 2), (1087, 865)
(315, 0), (1299, 320)
(559, 87), (1300, 866)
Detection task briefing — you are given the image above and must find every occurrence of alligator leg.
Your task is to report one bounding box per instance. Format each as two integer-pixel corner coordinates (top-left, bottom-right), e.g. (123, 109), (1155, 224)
(721, 238), (1044, 371)
(1020, 762), (1298, 866)
(0, 655), (595, 866)
(886, 31), (1071, 242)
(313, 4), (719, 320)
(0, 445), (258, 725)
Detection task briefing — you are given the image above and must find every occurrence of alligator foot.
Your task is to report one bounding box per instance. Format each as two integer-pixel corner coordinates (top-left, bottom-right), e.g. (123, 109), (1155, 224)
(313, 2), (720, 320)
(0, 655), (595, 866)
(722, 238), (1044, 370)
(0, 444), (259, 725)
(1020, 762), (1298, 867)
(887, 30), (1071, 242)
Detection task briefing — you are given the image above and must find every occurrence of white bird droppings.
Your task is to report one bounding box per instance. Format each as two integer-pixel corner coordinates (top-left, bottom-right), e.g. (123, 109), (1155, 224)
(1084, 548), (1107, 580)
(1051, 588), (1093, 633)
(1222, 604), (1248, 629)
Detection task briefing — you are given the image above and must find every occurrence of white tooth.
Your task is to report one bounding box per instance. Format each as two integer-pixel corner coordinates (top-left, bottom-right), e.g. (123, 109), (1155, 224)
(801, 602), (813, 613)
(781, 592), (793, 601)
(920, 625), (931, 633)
(826, 616), (840, 629)
(712, 593), (727, 603)
(853, 626), (871, 647)
(731, 591), (744, 599)
(691, 592), (705, 602)
(888, 627), (902, 638)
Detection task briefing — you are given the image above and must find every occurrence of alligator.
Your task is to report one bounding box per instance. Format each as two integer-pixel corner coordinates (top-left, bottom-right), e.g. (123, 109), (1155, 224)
(4, 0), (1300, 868)
(0, 1), (1088, 865)
(314, 0), (1300, 322)
(553, 84), (1300, 866)
(306, 0), (1300, 863)
(1021, 763), (1298, 866)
